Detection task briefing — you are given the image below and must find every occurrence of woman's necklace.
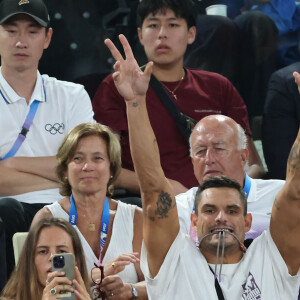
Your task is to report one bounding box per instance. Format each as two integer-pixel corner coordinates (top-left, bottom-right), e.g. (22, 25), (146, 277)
(89, 223), (96, 231)
(69, 194), (110, 233)
(160, 69), (185, 100)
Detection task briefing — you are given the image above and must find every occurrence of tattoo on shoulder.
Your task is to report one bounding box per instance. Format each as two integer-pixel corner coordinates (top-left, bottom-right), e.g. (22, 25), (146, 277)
(155, 191), (174, 219)
(287, 137), (300, 173)
(132, 102), (138, 107)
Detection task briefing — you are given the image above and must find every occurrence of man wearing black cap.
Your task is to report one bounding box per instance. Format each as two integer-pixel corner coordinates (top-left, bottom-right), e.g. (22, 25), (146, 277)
(0, 0), (94, 289)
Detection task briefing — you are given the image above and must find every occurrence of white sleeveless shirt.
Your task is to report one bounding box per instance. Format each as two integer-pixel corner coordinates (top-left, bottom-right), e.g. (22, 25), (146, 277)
(46, 200), (139, 283)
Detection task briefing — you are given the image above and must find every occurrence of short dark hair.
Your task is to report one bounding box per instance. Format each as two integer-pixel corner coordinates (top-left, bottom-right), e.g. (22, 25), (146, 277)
(194, 176), (247, 216)
(137, 0), (196, 28)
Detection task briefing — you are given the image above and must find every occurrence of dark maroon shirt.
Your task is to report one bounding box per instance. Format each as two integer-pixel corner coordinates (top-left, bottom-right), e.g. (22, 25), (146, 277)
(93, 68), (251, 189)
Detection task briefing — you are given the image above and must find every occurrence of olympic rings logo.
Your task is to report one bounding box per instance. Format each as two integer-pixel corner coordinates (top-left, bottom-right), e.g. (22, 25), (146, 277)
(45, 123), (65, 135)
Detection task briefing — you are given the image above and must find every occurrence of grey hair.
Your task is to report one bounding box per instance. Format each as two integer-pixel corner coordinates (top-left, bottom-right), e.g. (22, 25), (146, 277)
(236, 123), (247, 150)
(189, 122), (248, 156)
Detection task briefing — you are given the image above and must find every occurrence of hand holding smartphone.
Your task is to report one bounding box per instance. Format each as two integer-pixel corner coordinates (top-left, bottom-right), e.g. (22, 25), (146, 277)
(51, 253), (75, 300)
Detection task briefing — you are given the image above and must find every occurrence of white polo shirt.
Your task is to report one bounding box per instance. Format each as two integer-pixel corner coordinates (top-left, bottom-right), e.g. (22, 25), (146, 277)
(176, 177), (285, 239)
(141, 230), (300, 299)
(0, 68), (94, 204)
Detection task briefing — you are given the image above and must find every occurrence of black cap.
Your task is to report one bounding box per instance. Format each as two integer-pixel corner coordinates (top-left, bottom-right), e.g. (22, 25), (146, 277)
(0, 0), (50, 27)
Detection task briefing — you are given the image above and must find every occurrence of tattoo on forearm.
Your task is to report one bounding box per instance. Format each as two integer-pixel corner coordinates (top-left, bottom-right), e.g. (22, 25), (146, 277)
(287, 137), (300, 173)
(132, 102), (138, 107)
(155, 191), (174, 219)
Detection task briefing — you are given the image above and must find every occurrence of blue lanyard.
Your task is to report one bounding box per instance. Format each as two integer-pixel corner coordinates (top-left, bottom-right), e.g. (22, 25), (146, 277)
(1, 77), (46, 160)
(243, 173), (251, 198)
(69, 194), (110, 265)
(1, 100), (40, 160)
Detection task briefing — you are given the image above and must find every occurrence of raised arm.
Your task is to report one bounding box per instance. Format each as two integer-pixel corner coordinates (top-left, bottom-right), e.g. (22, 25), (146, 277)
(270, 72), (300, 275)
(105, 35), (180, 277)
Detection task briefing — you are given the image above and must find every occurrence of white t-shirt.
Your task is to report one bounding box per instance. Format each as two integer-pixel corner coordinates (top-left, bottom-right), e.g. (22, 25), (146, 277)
(141, 230), (300, 300)
(0, 69), (94, 204)
(176, 177), (285, 239)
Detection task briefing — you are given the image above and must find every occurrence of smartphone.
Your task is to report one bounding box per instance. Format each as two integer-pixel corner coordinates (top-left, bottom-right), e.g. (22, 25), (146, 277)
(51, 253), (75, 300)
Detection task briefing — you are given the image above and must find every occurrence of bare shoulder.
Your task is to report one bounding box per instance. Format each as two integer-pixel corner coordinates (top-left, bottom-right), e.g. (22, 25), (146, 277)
(133, 206), (143, 226)
(133, 206), (143, 243)
(110, 198), (119, 210)
(133, 206), (143, 252)
(31, 206), (53, 228)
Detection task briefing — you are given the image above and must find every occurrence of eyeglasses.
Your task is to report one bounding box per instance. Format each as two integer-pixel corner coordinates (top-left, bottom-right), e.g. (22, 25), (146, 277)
(91, 263), (106, 300)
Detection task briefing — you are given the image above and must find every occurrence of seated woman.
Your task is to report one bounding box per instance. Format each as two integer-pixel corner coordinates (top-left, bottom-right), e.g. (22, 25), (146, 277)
(0, 218), (90, 300)
(32, 122), (146, 299)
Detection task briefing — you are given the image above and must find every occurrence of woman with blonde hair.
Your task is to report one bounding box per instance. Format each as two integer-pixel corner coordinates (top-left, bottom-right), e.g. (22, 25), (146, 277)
(32, 122), (146, 299)
(1, 218), (90, 300)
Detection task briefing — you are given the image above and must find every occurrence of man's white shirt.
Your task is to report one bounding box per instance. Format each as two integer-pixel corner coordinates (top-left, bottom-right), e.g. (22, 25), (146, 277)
(0, 69), (94, 203)
(141, 230), (300, 299)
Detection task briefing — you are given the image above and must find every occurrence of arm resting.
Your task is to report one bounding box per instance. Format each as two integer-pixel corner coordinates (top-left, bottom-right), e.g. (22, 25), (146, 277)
(0, 165), (58, 196)
(1, 156), (59, 182)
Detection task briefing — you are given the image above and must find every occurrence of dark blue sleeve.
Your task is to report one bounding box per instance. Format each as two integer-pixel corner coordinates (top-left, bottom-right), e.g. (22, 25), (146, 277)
(262, 64), (300, 179)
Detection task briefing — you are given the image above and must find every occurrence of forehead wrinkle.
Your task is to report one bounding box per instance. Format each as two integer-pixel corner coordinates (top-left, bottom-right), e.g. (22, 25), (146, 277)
(201, 203), (216, 209)
(212, 141), (226, 146)
(227, 204), (242, 209)
(194, 139), (227, 149)
(74, 150), (103, 155)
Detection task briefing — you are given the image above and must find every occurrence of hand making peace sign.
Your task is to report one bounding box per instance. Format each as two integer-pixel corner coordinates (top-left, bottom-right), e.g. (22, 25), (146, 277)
(104, 34), (153, 101)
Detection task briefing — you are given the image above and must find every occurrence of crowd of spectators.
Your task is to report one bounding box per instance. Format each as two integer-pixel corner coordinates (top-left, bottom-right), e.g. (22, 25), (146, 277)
(0, 0), (300, 299)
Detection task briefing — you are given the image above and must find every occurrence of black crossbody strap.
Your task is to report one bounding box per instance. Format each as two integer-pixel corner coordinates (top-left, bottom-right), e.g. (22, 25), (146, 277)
(209, 266), (225, 300)
(149, 75), (196, 143)
(150, 75), (183, 119)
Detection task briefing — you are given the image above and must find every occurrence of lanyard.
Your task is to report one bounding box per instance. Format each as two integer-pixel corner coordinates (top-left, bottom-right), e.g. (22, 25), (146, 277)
(69, 194), (110, 266)
(1, 77), (46, 160)
(209, 266), (225, 300)
(1, 100), (40, 160)
(243, 173), (251, 198)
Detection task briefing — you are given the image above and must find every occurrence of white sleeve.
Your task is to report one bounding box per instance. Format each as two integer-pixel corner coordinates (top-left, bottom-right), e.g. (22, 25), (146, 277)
(141, 231), (185, 299)
(176, 188), (197, 234)
(67, 84), (95, 129)
(266, 231), (300, 297)
(176, 197), (190, 234)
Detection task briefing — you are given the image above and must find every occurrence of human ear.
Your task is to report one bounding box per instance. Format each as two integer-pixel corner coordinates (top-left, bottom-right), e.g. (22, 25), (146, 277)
(190, 212), (198, 232)
(44, 27), (53, 50)
(244, 213), (252, 233)
(241, 148), (249, 166)
(137, 27), (144, 45)
(187, 26), (196, 45)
